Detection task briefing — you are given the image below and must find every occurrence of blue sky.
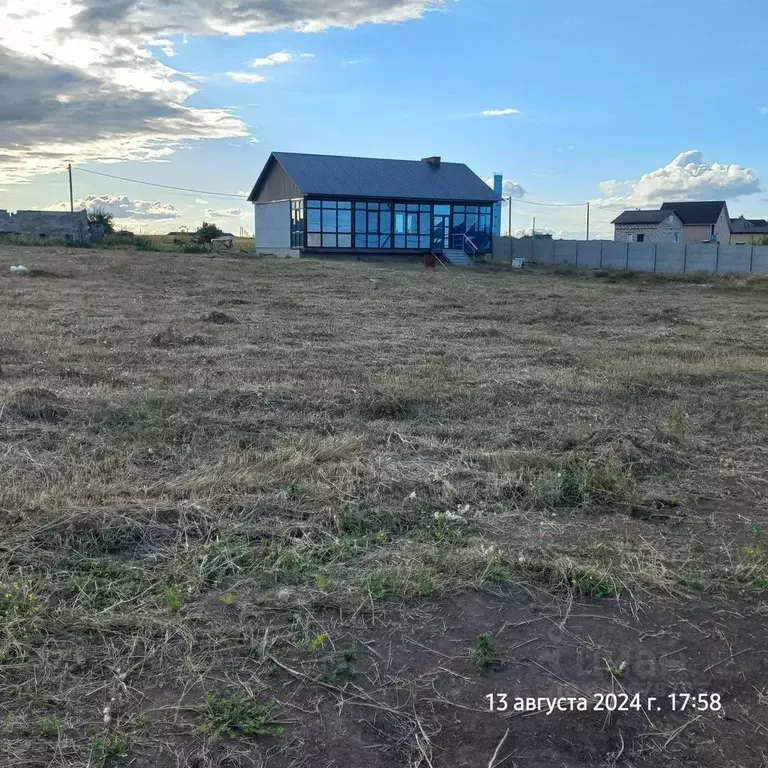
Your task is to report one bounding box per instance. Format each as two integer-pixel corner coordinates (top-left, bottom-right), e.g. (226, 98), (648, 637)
(2, 0), (767, 237)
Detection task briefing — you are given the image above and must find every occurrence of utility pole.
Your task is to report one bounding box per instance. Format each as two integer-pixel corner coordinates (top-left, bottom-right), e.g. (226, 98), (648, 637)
(507, 196), (512, 237)
(532, 216), (536, 240)
(586, 201), (590, 240)
(68, 164), (74, 212)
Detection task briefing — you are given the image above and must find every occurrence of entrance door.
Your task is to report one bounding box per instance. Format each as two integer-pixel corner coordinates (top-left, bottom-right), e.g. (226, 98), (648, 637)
(432, 205), (451, 249)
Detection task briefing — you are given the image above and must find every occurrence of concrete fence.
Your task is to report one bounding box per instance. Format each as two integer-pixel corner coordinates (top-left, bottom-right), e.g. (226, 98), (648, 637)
(492, 237), (768, 276)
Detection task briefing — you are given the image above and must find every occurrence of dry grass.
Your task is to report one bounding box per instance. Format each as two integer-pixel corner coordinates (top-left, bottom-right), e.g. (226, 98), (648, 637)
(1, 247), (767, 767)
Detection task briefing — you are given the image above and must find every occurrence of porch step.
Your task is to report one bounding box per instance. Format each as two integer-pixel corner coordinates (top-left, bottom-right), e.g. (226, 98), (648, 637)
(442, 249), (474, 266)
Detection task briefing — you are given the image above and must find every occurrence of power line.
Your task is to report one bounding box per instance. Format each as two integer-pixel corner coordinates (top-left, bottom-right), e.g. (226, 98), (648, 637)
(73, 167), (246, 199)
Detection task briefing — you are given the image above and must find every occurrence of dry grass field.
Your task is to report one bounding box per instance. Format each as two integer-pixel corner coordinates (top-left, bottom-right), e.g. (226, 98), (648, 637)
(1, 246), (767, 768)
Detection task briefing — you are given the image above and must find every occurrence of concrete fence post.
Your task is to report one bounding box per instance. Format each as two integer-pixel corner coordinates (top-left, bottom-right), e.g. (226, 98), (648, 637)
(653, 244), (657, 272)
(715, 243), (720, 274)
(683, 245), (688, 274)
(625, 244), (629, 270)
(749, 246), (754, 273)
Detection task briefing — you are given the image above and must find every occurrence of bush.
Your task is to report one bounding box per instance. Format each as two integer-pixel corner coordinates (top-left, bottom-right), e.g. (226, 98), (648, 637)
(195, 222), (224, 244)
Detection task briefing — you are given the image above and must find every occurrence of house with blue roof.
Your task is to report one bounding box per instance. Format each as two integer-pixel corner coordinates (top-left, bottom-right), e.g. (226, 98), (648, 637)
(247, 152), (499, 263)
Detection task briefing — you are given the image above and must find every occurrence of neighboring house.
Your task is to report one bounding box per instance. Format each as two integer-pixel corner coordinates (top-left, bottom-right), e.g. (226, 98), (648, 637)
(729, 216), (768, 245)
(659, 201), (730, 244)
(247, 152), (498, 259)
(612, 210), (684, 243)
(0, 209), (93, 243)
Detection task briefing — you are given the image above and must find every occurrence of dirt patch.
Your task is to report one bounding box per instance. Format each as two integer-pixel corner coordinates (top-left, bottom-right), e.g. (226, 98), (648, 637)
(202, 310), (236, 324)
(150, 326), (206, 348)
(1, 386), (67, 422)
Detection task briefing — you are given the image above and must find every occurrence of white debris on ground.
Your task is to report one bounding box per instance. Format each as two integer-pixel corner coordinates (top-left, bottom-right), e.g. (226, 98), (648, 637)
(10, 265), (29, 274)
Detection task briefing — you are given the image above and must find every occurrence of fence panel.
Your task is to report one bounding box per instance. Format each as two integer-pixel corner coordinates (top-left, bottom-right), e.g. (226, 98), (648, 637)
(532, 238), (555, 263)
(685, 244), (718, 273)
(553, 240), (577, 266)
(717, 246), (751, 274)
(655, 244), (685, 273)
(627, 243), (656, 271)
(601, 242), (628, 269)
(752, 246), (768, 274)
(576, 241), (601, 268)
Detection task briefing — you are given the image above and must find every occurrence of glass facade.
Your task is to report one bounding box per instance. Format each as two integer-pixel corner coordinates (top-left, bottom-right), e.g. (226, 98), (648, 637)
(290, 200), (304, 248)
(301, 198), (493, 251)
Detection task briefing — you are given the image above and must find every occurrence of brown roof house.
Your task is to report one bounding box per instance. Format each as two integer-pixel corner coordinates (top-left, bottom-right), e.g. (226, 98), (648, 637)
(659, 201), (731, 244)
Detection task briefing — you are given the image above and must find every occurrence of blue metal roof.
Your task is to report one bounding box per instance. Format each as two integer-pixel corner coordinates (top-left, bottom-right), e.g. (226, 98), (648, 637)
(249, 152), (499, 203)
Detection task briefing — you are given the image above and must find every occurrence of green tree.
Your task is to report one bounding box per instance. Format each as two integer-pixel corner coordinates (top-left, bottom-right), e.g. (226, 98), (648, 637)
(194, 222), (224, 244)
(88, 207), (115, 235)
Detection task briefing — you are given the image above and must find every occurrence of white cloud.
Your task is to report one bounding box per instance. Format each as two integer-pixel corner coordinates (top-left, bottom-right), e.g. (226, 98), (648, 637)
(0, 0), (446, 185)
(195, 198), (209, 205)
(47, 194), (180, 220)
(148, 38), (177, 57)
(483, 177), (526, 199)
(481, 108), (520, 117)
(228, 72), (268, 83)
(759, 106), (768, 115)
(248, 137), (260, 144)
(342, 59), (361, 66)
(205, 207), (248, 218)
(249, 51), (314, 67)
(596, 150), (761, 208)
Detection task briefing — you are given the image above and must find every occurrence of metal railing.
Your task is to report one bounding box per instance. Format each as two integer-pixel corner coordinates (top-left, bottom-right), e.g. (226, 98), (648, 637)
(451, 234), (478, 258)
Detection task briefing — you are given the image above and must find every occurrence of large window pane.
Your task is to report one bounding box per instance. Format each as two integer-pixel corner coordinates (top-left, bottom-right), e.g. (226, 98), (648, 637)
(380, 211), (391, 234)
(480, 206), (491, 215)
(368, 211), (379, 232)
(322, 208), (337, 231)
(380, 234), (392, 248)
(322, 234), (337, 247)
(355, 234), (366, 248)
(322, 200), (336, 208)
(419, 236), (430, 248)
(453, 214), (466, 232)
(338, 201), (352, 209)
(338, 234), (352, 248)
(466, 213), (477, 233)
(434, 204), (450, 216)
(420, 204), (431, 213)
(367, 235), (379, 248)
(355, 210), (366, 233)
(407, 203), (419, 212)
(307, 199), (321, 208)
(419, 214), (430, 235)
(406, 213), (419, 234)
(395, 235), (405, 248)
(307, 233), (321, 247)
(338, 209), (352, 233)
(407, 235), (419, 248)
(394, 213), (406, 234)
(395, 203), (406, 211)
(380, 202), (393, 212)
(308, 209), (321, 232)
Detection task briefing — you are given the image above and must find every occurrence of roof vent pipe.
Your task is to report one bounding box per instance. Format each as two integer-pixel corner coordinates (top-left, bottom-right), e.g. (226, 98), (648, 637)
(422, 156), (441, 167)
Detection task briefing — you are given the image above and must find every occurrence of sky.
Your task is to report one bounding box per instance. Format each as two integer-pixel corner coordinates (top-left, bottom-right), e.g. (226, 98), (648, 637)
(1, 0), (767, 238)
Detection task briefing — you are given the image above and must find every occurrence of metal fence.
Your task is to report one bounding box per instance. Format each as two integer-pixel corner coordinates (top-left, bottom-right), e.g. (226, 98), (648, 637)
(493, 237), (768, 275)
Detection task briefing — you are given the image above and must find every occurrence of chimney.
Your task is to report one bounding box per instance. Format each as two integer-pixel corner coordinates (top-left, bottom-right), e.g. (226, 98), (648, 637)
(422, 156), (441, 167)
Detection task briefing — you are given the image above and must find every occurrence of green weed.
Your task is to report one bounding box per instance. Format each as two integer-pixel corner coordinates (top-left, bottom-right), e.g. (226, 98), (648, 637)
(471, 632), (500, 671)
(196, 692), (284, 740)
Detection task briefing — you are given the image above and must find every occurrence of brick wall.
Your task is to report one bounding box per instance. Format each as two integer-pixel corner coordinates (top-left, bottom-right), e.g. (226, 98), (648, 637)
(614, 215), (682, 243)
